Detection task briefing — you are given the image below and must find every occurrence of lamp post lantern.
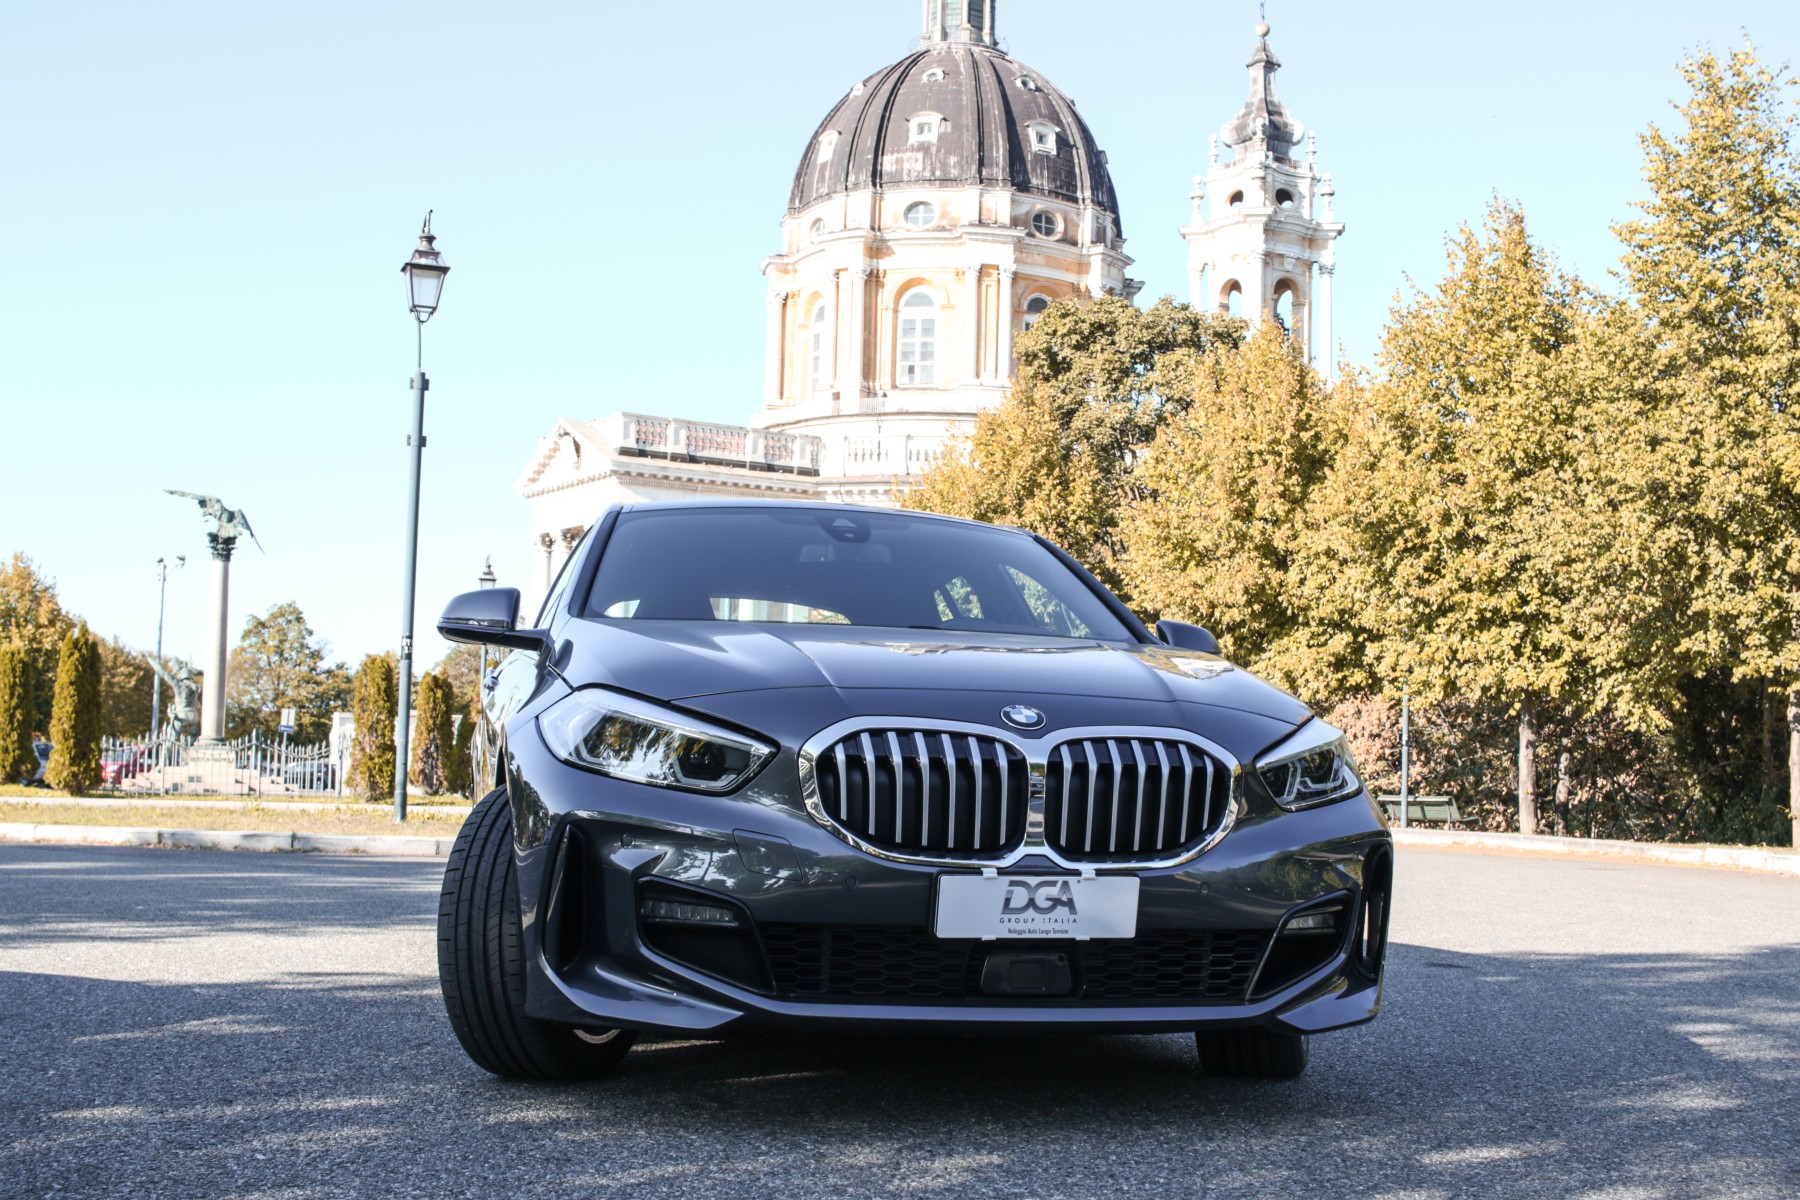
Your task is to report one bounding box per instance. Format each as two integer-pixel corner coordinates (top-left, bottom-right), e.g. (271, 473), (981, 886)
(394, 213), (450, 822)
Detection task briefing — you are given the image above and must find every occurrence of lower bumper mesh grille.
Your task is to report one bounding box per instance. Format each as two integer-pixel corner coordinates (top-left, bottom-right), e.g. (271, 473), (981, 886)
(758, 924), (1269, 1003)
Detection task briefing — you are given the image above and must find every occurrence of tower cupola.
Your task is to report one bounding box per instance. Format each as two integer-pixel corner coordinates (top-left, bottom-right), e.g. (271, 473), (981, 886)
(922, 0), (997, 48)
(1220, 25), (1305, 163)
(1181, 22), (1344, 377)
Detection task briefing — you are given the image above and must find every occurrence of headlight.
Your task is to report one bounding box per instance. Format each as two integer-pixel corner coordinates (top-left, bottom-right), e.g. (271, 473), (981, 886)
(538, 691), (774, 794)
(1256, 721), (1362, 811)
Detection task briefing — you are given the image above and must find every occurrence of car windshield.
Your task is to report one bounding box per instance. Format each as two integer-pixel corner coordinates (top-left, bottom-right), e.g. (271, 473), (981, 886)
(584, 508), (1135, 642)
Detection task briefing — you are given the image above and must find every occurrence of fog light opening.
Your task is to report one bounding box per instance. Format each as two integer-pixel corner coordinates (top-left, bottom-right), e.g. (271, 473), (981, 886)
(1282, 907), (1345, 936)
(640, 897), (744, 928)
(1248, 895), (1353, 1001)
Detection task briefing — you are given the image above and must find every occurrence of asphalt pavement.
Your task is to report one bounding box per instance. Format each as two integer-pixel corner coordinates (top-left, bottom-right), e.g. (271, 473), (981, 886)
(0, 843), (1795, 1199)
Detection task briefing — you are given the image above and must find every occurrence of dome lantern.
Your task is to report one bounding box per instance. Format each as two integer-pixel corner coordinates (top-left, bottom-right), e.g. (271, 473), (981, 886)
(922, 0), (997, 48)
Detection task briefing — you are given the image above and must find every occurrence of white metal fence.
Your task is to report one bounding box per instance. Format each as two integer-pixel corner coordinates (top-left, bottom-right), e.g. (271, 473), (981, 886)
(99, 731), (347, 798)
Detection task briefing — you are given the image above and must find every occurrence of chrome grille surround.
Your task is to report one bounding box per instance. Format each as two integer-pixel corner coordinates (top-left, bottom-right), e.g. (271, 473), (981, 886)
(798, 718), (1242, 871)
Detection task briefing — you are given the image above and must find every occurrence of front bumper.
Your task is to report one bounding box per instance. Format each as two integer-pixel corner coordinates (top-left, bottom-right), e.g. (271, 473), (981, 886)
(504, 725), (1391, 1037)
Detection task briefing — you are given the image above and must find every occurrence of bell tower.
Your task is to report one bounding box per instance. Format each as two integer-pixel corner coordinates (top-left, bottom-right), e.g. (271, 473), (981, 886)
(1181, 22), (1344, 376)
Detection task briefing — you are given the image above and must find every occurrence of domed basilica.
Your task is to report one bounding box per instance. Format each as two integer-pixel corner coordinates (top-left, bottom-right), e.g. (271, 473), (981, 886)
(516, 1), (1343, 602)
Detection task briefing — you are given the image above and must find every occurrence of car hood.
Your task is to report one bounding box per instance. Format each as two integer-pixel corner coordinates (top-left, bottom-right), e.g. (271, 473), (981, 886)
(559, 620), (1311, 729)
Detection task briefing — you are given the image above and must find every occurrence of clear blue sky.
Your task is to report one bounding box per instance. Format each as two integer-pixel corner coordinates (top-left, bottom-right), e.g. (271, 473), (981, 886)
(3, 0), (1796, 682)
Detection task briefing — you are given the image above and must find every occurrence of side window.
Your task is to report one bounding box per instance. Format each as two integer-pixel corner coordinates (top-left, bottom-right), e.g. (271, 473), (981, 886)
(931, 576), (985, 622)
(1003, 565), (1091, 637)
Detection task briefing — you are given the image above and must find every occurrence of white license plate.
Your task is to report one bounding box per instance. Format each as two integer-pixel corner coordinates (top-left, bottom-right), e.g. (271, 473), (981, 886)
(934, 874), (1140, 941)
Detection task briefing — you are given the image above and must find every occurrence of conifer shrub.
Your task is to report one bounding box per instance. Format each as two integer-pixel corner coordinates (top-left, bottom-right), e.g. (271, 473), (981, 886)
(445, 701), (476, 798)
(0, 646), (35, 783)
(410, 671), (455, 796)
(349, 653), (397, 803)
(45, 623), (101, 794)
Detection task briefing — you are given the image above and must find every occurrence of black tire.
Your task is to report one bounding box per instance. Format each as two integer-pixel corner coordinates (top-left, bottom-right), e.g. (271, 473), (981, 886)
(438, 788), (636, 1080)
(1195, 1028), (1309, 1080)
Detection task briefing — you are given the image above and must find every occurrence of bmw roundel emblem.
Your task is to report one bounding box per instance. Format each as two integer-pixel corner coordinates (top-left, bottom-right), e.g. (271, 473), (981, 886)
(1001, 704), (1046, 730)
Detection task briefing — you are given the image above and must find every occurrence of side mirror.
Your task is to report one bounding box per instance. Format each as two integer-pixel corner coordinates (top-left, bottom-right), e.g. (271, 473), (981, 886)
(1156, 619), (1220, 656)
(437, 587), (550, 651)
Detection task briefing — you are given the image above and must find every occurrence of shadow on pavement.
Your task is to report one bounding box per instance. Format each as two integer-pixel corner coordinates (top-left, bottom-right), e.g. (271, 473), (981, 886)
(1, 846), (1796, 1197)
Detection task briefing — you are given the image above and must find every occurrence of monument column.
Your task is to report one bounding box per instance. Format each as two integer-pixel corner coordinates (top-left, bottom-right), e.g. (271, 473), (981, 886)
(198, 531), (236, 744)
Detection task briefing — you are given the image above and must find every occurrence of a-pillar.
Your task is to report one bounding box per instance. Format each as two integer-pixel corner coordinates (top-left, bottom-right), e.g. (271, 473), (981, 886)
(1315, 262), (1335, 381)
(197, 532), (236, 744)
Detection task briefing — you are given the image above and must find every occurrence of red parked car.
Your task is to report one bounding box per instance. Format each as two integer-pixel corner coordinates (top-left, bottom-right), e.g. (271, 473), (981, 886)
(100, 747), (150, 787)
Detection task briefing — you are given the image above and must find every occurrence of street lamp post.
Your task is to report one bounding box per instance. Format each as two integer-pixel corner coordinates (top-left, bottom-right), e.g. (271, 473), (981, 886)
(150, 555), (185, 752)
(395, 213), (450, 823)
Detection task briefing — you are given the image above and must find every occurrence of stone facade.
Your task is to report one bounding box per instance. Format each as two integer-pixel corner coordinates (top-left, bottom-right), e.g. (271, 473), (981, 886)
(516, 9), (1339, 611)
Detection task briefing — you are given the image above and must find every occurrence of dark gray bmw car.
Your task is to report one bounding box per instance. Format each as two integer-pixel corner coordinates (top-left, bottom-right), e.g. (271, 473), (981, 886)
(437, 501), (1390, 1081)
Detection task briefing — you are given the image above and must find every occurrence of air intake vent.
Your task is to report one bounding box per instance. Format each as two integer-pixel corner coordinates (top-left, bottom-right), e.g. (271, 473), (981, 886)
(1044, 738), (1232, 862)
(813, 729), (1029, 856)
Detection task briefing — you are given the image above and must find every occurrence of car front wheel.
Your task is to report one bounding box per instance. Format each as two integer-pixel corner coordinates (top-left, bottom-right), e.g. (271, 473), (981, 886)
(438, 787), (636, 1080)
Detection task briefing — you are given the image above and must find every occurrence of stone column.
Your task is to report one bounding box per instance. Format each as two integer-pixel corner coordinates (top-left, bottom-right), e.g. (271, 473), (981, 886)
(996, 268), (1016, 377)
(763, 291), (787, 406)
(963, 267), (983, 383)
(198, 532), (236, 744)
(842, 266), (869, 401)
(1315, 262), (1335, 381)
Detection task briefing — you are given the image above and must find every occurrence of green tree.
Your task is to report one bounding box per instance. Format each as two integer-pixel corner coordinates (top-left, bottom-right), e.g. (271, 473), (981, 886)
(349, 653), (397, 803)
(1613, 40), (1800, 844)
(1118, 327), (1341, 696)
(0, 646), (35, 782)
(433, 642), (485, 720)
(44, 623), (101, 794)
(1299, 200), (1596, 833)
(445, 700), (476, 798)
(225, 602), (353, 743)
(905, 296), (1243, 596)
(410, 670), (456, 796)
(0, 554), (73, 734)
(97, 636), (154, 739)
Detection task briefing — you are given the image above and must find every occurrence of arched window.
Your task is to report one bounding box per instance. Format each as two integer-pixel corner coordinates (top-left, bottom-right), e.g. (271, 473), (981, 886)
(1272, 280), (1298, 333)
(1221, 280), (1243, 318)
(1023, 294), (1051, 331)
(808, 302), (830, 397)
(897, 290), (938, 386)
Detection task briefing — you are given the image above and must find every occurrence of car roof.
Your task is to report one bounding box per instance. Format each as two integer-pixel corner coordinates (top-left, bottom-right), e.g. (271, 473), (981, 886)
(609, 499), (1026, 537)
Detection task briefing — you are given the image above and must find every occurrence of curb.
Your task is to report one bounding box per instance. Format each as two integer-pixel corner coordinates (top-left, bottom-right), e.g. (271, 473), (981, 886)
(2, 796), (473, 815)
(0, 822), (454, 857)
(1391, 827), (1800, 877)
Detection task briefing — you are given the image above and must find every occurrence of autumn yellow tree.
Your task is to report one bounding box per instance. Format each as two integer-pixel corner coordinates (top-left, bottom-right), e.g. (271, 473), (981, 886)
(1117, 327), (1342, 697)
(1613, 40), (1800, 845)
(905, 296), (1243, 597)
(1299, 200), (1597, 833)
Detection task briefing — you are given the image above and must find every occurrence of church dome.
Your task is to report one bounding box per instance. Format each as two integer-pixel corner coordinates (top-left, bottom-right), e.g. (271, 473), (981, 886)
(789, 41), (1121, 229)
